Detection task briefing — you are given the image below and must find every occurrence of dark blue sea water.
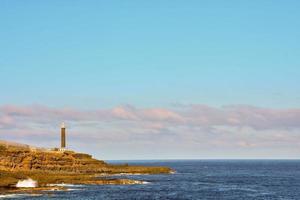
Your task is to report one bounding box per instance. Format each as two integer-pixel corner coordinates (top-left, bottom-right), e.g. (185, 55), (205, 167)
(2, 160), (300, 200)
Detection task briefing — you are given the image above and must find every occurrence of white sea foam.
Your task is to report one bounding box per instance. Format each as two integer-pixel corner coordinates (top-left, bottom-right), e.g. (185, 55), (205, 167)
(0, 194), (42, 199)
(67, 188), (83, 191)
(16, 178), (37, 188)
(98, 173), (149, 177)
(0, 194), (20, 199)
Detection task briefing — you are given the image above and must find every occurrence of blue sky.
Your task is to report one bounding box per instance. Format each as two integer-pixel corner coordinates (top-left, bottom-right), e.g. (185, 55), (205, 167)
(0, 1), (300, 159)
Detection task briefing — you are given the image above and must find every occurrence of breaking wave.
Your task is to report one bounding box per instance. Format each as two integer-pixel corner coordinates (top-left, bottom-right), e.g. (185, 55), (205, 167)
(0, 194), (42, 199)
(16, 178), (37, 188)
(47, 183), (84, 187)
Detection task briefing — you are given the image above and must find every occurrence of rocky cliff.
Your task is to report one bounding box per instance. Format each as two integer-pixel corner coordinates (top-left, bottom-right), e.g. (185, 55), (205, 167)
(0, 148), (108, 173)
(0, 140), (171, 174)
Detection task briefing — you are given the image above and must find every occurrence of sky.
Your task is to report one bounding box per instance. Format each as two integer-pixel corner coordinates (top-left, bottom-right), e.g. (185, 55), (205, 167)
(0, 1), (300, 160)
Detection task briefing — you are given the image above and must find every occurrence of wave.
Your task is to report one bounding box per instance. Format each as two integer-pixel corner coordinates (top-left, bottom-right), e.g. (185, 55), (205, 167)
(98, 173), (150, 177)
(0, 194), (42, 199)
(66, 188), (83, 191)
(16, 178), (37, 188)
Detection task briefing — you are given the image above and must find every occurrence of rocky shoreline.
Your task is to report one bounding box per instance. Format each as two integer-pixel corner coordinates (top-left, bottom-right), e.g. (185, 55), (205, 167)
(0, 141), (173, 195)
(0, 178), (147, 196)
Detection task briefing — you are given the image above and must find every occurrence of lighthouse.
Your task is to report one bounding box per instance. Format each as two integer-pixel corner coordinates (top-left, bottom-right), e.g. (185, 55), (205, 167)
(60, 122), (66, 151)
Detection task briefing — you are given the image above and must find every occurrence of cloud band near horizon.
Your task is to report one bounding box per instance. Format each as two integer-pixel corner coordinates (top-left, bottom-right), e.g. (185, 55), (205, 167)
(1, 104), (300, 159)
(1, 104), (300, 130)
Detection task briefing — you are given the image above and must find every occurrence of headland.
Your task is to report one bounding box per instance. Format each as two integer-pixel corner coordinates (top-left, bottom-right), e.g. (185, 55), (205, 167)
(0, 140), (172, 194)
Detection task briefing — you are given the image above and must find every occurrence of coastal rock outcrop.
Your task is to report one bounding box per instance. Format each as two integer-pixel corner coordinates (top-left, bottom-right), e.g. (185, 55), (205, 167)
(0, 140), (172, 189)
(0, 148), (107, 173)
(0, 141), (171, 174)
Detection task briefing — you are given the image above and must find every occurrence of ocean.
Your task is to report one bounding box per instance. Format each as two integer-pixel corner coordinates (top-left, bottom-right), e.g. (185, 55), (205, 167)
(2, 160), (300, 200)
